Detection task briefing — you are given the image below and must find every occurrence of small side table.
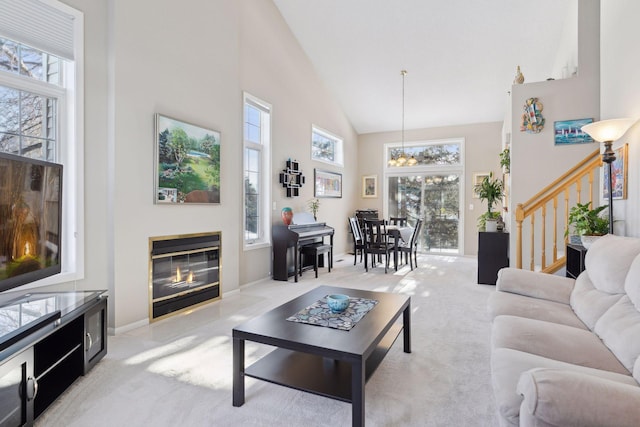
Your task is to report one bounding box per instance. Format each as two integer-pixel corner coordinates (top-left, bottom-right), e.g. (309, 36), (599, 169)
(478, 232), (509, 285)
(566, 244), (587, 279)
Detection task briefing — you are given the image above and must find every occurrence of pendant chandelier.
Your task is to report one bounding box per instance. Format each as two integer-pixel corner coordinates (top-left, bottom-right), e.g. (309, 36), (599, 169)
(388, 70), (418, 167)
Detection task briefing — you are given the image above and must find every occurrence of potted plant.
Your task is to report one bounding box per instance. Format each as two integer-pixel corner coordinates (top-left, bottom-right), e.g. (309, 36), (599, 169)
(474, 172), (505, 232)
(308, 198), (320, 220)
(565, 202), (609, 248)
(499, 147), (510, 174)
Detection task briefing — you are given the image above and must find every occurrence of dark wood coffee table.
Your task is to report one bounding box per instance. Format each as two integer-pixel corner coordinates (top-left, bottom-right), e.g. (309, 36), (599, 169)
(232, 285), (411, 427)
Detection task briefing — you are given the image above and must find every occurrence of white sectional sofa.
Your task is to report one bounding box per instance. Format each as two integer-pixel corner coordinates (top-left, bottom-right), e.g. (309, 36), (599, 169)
(488, 234), (640, 426)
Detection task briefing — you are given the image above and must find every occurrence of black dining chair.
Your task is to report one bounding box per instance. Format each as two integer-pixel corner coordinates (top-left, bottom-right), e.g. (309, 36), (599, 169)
(363, 219), (395, 273)
(390, 217), (408, 226)
(397, 219), (423, 270)
(348, 217), (365, 265)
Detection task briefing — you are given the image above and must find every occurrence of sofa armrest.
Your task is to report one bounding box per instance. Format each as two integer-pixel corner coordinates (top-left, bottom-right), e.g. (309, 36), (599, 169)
(496, 268), (574, 304)
(517, 368), (640, 427)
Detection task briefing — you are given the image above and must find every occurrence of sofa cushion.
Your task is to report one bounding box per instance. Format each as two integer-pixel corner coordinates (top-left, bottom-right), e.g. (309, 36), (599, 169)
(488, 291), (587, 329)
(625, 253), (640, 311)
(584, 235), (640, 294)
(571, 272), (624, 330)
(492, 315), (629, 374)
(491, 348), (637, 427)
(594, 295), (640, 372)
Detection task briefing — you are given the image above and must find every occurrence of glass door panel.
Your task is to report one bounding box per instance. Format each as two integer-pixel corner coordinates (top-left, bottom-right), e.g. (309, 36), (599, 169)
(388, 174), (461, 254)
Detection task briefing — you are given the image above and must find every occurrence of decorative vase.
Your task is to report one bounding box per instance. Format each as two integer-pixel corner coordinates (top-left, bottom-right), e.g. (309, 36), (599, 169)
(281, 207), (293, 225)
(514, 65), (525, 84)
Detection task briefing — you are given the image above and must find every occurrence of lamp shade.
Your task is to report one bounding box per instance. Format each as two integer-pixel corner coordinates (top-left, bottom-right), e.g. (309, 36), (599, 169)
(581, 118), (636, 142)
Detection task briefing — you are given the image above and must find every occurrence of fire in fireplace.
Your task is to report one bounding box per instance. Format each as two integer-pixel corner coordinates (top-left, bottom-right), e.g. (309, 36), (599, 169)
(149, 232), (221, 321)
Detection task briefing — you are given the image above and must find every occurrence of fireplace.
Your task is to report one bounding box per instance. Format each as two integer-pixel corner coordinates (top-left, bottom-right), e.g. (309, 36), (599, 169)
(149, 232), (221, 321)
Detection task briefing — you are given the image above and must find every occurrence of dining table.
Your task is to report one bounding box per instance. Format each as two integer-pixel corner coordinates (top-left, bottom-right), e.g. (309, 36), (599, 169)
(386, 224), (414, 271)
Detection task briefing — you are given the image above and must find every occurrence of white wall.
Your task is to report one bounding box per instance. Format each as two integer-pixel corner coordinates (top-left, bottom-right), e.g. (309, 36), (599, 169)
(358, 122), (503, 256)
(238, 1), (358, 285)
(601, 0), (640, 237)
(509, 0), (601, 263)
(57, 0), (358, 330)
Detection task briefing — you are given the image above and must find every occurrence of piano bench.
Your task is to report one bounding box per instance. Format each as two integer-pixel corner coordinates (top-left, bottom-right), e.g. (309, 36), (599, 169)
(300, 243), (332, 278)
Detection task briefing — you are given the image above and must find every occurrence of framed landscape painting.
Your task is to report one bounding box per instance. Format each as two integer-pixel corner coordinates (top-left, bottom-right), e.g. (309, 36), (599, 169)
(602, 144), (628, 200)
(554, 118), (594, 145)
(314, 169), (342, 198)
(154, 114), (221, 204)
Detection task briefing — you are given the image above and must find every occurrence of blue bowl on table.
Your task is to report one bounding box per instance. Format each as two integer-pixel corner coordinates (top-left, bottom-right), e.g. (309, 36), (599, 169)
(326, 294), (350, 313)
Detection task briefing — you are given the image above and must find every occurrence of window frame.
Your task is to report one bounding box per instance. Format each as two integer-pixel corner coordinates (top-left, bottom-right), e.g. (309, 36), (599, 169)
(311, 125), (343, 167)
(383, 138), (466, 254)
(0, 2), (84, 287)
(242, 92), (271, 251)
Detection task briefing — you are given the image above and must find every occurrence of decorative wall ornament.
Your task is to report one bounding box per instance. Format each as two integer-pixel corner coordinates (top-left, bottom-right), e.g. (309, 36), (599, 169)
(520, 98), (545, 133)
(279, 159), (305, 197)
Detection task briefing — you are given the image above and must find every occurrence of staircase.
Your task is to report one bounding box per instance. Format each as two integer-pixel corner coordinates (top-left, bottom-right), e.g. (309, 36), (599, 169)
(514, 149), (602, 273)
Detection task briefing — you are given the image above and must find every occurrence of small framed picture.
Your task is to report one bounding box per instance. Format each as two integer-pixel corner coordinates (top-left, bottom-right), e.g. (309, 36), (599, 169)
(554, 118), (595, 145)
(602, 144), (628, 200)
(314, 169), (342, 198)
(362, 175), (377, 198)
(472, 172), (490, 198)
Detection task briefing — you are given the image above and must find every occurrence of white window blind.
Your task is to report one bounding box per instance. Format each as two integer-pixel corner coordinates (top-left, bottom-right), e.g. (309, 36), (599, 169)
(0, 0), (76, 60)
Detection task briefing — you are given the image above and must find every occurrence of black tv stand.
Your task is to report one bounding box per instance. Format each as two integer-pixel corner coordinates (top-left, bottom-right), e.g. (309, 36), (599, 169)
(0, 290), (107, 426)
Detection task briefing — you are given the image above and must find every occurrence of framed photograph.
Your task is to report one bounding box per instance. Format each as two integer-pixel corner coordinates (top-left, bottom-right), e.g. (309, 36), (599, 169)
(362, 175), (377, 198)
(602, 144), (628, 200)
(314, 169), (342, 198)
(154, 114), (221, 204)
(472, 172), (490, 198)
(554, 118), (594, 145)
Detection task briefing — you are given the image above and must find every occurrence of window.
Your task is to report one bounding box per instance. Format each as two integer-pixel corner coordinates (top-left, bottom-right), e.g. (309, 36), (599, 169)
(243, 93), (271, 249)
(0, 0), (84, 284)
(384, 139), (465, 254)
(311, 126), (343, 166)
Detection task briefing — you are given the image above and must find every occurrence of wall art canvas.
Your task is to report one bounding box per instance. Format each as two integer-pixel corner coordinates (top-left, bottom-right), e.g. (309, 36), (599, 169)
(362, 175), (377, 198)
(602, 144), (628, 200)
(154, 114), (221, 204)
(314, 169), (342, 198)
(554, 118), (594, 145)
(472, 172), (490, 198)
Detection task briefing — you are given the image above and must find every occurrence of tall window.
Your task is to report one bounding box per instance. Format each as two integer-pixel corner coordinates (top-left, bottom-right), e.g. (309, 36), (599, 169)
(0, 0), (84, 283)
(243, 93), (271, 249)
(385, 139), (465, 254)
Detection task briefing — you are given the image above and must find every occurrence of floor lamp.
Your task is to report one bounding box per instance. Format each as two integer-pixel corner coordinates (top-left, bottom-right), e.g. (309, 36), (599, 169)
(581, 118), (636, 234)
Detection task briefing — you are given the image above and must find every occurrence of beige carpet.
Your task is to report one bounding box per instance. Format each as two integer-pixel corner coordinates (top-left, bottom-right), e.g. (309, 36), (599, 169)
(36, 253), (498, 426)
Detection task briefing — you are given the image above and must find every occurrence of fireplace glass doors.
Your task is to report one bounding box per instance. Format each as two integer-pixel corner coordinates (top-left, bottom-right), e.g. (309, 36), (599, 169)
(149, 232), (221, 321)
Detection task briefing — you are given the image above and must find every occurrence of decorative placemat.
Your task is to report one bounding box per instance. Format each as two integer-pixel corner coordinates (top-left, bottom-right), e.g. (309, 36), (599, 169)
(286, 295), (378, 331)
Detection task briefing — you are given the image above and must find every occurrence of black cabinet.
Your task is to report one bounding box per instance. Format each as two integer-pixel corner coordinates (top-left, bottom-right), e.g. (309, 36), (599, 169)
(0, 348), (34, 427)
(0, 291), (107, 426)
(478, 232), (509, 285)
(566, 244), (587, 279)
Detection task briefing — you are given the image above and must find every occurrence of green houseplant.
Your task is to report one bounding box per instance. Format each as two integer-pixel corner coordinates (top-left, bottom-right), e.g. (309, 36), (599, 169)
(565, 202), (609, 248)
(499, 148), (510, 173)
(474, 172), (504, 231)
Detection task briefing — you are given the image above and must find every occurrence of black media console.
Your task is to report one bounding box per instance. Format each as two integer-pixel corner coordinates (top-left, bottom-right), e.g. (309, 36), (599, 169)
(0, 290), (107, 426)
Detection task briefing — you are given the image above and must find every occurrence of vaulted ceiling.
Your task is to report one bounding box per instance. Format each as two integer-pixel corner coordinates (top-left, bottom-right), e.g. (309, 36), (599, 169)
(273, 0), (576, 134)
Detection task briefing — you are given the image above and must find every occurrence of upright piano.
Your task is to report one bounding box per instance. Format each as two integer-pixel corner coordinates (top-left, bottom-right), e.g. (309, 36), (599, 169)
(272, 213), (334, 282)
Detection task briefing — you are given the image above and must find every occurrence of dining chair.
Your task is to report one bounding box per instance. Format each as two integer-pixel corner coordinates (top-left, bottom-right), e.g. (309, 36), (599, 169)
(389, 217), (408, 226)
(363, 219), (394, 273)
(398, 218), (423, 270)
(348, 217), (365, 265)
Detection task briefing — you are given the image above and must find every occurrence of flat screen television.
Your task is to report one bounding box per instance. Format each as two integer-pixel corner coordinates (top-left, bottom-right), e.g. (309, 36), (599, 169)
(0, 152), (62, 293)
